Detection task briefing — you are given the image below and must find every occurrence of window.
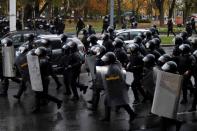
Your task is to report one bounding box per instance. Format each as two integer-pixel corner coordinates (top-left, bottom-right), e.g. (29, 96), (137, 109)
(130, 31), (140, 40)
(117, 32), (129, 40)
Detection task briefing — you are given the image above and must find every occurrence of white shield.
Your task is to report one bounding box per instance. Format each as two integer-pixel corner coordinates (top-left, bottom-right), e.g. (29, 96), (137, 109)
(27, 53), (43, 92)
(2, 46), (16, 77)
(151, 70), (182, 119)
(52, 49), (62, 55)
(86, 55), (96, 80)
(96, 65), (129, 106)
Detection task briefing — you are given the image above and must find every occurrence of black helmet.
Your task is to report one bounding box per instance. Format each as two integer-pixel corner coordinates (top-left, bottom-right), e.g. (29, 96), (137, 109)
(25, 33), (35, 41)
(1, 38), (13, 46)
(82, 29), (88, 35)
(34, 46), (47, 57)
(145, 40), (155, 51)
(19, 45), (28, 54)
(138, 32), (145, 39)
(174, 36), (183, 46)
(60, 34), (68, 42)
(93, 45), (106, 56)
(143, 54), (155, 67)
(157, 54), (171, 67)
(145, 31), (152, 38)
(116, 35), (125, 41)
(67, 41), (78, 53)
(113, 38), (124, 48)
(101, 52), (117, 64)
(152, 24), (157, 28)
(40, 39), (49, 47)
(107, 26), (114, 33)
(133, 36), (142, 44)
(62, 44), (70, 55)
(102, 33), (110, 41)
(152, 38), (161, 48)
(161, 61), (177, 73)
(180, 31), (188, 40)
(127, 43), (139, 54)
(179, 44), (191, 55)
(149, 27), (156, 35)
(87, 35), (98, 44)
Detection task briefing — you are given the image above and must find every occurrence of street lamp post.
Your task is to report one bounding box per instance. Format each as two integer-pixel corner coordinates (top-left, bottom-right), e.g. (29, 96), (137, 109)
(110, 0), (114, 27)
(9, 0), (16, 31)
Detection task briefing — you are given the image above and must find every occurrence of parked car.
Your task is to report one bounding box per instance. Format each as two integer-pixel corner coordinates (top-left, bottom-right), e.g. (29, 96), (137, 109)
(98, 28), (149, 45)
(0, 30), (51, 48)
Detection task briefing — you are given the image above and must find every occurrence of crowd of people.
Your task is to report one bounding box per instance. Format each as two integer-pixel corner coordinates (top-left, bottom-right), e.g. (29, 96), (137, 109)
(0, 15), (197, 131)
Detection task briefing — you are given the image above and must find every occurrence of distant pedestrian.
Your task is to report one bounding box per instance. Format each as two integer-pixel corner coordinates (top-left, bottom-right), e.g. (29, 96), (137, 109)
(76, 18), (85, 37)
(191, 17), (197, 34)
(167, 18), (176, 37)
(102, 15), (110, 34)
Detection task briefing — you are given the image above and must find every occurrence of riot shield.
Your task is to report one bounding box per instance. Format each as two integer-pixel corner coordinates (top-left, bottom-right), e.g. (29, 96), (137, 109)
(27, 53), (43, 92)
(96, 65), (129, 106)
(151, 70), (182, 119)
(2, 46), (16, 77)
(52, 49), (62, 55)
(86, 55), (96, 80)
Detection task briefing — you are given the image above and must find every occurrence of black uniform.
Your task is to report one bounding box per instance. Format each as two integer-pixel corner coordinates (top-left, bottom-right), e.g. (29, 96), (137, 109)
(13, 52), (29, 99)
(76, 18), (85, 37)
(114, 48), (128, 67)
(177, 54), (195, 104)
(167, 19), (176, 36)
(33, 56), (62, 112)
(127, 53), (147, 103)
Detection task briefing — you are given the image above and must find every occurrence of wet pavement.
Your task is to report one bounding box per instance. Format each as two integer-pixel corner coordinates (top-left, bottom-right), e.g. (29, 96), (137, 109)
(1, 46), (197, 131)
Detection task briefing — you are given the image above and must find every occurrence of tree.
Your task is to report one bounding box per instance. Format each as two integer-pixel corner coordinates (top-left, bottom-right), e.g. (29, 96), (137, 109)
(155, 0), (165, 26)
(168, 0), (176, 18)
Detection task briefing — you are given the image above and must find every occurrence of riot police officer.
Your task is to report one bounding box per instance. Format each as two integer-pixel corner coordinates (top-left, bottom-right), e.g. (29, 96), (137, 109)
(152, 38), (166, 55)
(172, 36), (183, 57)
(142, 54), (156, 102)
(142, 31), (152, 45)
(87, 45), (106, 111)
(81, 29), (89, 51)
(157, 54), (171, 69)
(31, 47), (62, 113)
(0, 38), (21, 96)
(40, 39), (62, 90)
(145, 40), (161, 60)
(177, 44), (195, 104)
(87, 34), (99, 47)
(24, 33), (36, 50)
(66, 41), (85, 101)
(149, 27), (160, 39)
(60, 34), (68, 44)
(101, 33), (114, 52)
(133, 36), (147, 56)
(99, 52), (137, 122)
(160, 61), (183, 131)
(113, 38), (128, 67)
(189, 50), (197, 111)
(127, 43), (147, 104)
(180, 31), (191, 45)
(13, 45), (29, 100)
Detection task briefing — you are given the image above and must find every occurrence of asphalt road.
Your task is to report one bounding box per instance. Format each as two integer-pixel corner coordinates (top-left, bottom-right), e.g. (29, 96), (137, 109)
(0, 46), (197, 131)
